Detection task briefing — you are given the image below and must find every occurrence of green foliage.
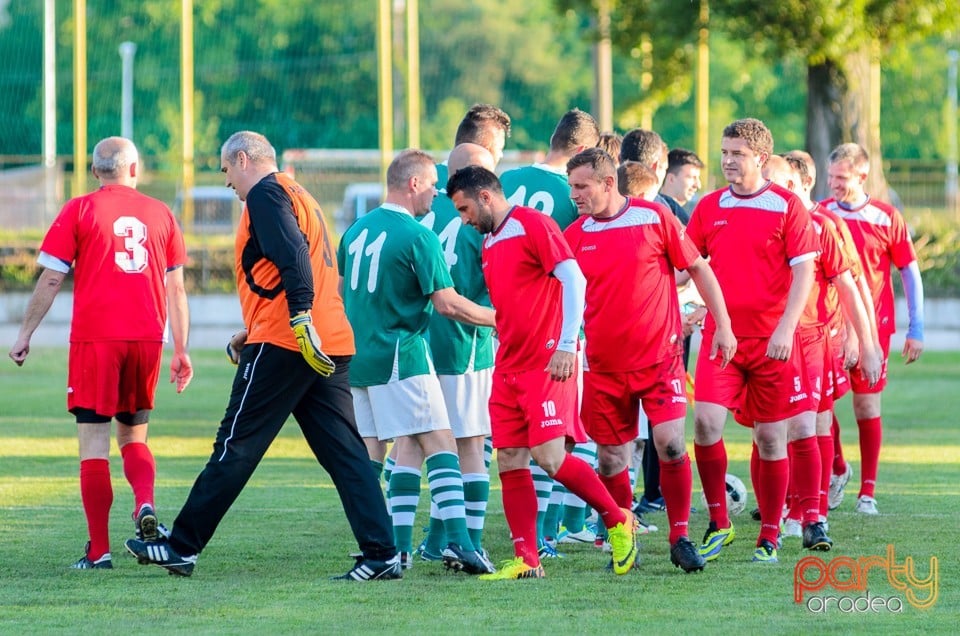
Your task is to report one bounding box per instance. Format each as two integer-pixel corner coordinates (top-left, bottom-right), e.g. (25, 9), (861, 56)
(907, 210), (960, 297)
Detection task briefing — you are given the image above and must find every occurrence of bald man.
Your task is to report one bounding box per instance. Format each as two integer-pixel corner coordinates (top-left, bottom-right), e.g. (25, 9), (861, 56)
(414, 142), (499, 563)
(9, 136), (192, 569)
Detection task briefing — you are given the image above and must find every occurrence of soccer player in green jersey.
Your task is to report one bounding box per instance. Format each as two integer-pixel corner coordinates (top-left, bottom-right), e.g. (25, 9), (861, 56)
(500, 108), (600, 231)
(414, 143), (498, 562)
(435, 104), (512, 193)
(337, 149), (497, 575)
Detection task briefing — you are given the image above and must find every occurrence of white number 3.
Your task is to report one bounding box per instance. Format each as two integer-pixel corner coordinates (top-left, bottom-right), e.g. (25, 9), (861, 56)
(114, 216), (149, 273)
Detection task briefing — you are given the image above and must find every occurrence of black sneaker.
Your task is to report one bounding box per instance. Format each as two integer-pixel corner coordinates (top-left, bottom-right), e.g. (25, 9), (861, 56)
(72, 542), (112, 569)
(135, 504), (159, 542)
(670, 537), (706, 573)
(802, 521), (833, 552)
(124, 538), (196, 577)
(136, 522), (171, 541)
(750, 507), (761, 521)
(400, 551), (413, 570)
(332, 554), (403, 581)
(442, 543), (496, 575)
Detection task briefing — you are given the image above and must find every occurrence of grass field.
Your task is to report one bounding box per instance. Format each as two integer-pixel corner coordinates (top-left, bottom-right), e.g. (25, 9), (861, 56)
(1, 348), (957, 633)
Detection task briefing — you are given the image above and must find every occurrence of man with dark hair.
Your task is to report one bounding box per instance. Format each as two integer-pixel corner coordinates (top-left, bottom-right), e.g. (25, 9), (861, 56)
(499, 108), (602, 553)
(500, 108), (600, 230)
(661, 148), (705, 209)
(436, 103), (513, 187)
(447, 166), (639, 580)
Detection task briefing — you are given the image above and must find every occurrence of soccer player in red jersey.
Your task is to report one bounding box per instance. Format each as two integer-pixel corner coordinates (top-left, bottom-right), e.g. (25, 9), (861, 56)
(686, 119), (819, 564)
(764, 154), (881, 547)
(781, 151), (882, 521)
(447, 165), (640, 580)
(8, 137), (193, 569)
(563, 148), (735, 572)
(822, 143), (925, 515)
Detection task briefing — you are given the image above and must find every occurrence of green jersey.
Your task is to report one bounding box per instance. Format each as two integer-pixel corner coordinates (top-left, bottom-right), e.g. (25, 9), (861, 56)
(419, 192), (494, 374)
(499, 163), (578, 230)
(435, 162), (449, 192)
(337, 204), (453, 387)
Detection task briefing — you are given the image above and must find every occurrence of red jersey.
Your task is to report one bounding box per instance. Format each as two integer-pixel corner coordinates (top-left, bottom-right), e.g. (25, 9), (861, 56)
(800, 207), (852, 328)
(482, 206), (574, 374)
(817, 204), (864, 333)
(39, 184), (187, 342)
(687, 182), (818, 338)
(822, 197), (917, 336)
(564, 197), (699, 372)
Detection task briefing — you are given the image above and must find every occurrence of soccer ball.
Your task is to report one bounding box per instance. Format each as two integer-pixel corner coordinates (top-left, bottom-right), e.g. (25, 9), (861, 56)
(701, 473), (748, 516)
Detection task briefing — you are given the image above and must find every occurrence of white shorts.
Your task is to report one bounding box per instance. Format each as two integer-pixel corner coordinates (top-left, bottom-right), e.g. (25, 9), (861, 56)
(437, 368), (493, 439)
(352, 374), (451, 441)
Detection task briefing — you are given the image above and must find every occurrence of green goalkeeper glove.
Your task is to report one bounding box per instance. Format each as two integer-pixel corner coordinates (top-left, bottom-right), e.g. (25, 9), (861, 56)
(290, 312), (336, 377)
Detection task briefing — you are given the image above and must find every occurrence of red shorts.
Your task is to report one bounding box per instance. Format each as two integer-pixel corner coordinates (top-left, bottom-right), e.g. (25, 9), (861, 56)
(798, 325), (826, 413)
(848, 332), (890, 394)
(824, 323), (851, 405)
(67, 341), (163, 418)
(489, 369), (585, 449)
(695, 330), (816, 425)
(582, 355), (688, 446)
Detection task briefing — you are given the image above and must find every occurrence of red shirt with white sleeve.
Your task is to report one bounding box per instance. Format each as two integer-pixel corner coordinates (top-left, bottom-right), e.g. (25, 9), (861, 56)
(564, 197), (699, 372)
(482, 206), (574, 374)
(39, 184), (187, 342)
(821, 196), (917, 337)
(800, 207), (853, 328)
(686, 182), (818, 338)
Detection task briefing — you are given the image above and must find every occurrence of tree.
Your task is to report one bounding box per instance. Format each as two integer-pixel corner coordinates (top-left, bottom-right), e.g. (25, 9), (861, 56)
(716, 0), (960, 199)
(556, 0), (959, 200)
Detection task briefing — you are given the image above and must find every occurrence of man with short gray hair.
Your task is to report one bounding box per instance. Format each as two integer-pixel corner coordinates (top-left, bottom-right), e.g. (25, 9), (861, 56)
(10, 136), (193, 570)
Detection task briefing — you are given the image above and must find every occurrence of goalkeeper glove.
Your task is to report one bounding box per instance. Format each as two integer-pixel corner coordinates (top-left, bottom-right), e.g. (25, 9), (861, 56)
(290, 312), (336, 377)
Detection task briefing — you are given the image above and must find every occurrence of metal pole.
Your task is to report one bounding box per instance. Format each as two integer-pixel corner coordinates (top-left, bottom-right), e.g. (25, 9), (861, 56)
(377, 0), (394, 183)
(594, 0), (613, 131)
(73, 0), (87, 197)
(406, 0), (420, 148)
(181, 0), (195, 230)
(43, 0), (57, 223)
(947, 50), (958, 218)
(695, 0), (710, 181)
(119, 41), (137, 141)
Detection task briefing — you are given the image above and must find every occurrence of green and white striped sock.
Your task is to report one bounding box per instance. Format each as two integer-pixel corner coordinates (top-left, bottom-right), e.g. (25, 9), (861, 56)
(426, 451), (474, 551)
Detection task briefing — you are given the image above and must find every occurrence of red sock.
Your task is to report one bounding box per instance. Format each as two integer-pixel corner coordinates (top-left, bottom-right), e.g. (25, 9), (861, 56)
(499, 469), (540, 567)
(857, 416), (882, 498)
(660, 454), (693, 544)
(817, 435), (833, 518)
(788, 437), (821, 526)
(552, 454), (626, 528)
(756, 457), (788, 547)
(80, 459), (113, 559)
(121, 442), (156, 514)
(695, 440), (729, 528)
(785, 441), (798, 520)
(750, 442), (761, 508)
(598, 468), (632, 509)
(831, 413), (847, 475)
